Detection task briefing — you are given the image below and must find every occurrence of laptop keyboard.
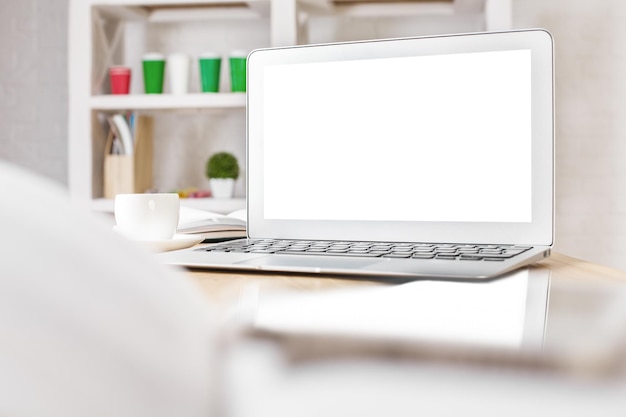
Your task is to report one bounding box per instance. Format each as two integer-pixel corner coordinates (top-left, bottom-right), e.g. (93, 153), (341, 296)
(197, 239), (532, 261)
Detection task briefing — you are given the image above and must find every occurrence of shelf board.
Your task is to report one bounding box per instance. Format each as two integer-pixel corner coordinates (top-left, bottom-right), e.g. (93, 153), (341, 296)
(93, 1), (268, 21)
(90, 0), (263, 7)
(148, 5), (268, 21)
(90, 93), (246, 110)
(299, 0), (456, 17)
(92, 197), (246, 214)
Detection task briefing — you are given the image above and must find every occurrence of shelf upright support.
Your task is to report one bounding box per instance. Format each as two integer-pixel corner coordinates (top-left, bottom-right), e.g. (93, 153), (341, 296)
(68, 0), (95, 208)
(270, 0), (298, 46)
(485, 0), (512, 31)
(93, 13), (125, 93)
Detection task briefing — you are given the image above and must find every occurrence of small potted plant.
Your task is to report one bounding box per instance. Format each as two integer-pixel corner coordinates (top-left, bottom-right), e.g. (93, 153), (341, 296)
(206, 152), (239, 199)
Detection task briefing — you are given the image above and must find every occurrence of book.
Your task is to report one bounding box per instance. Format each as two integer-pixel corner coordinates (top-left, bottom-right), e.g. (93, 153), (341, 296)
(110, 114), (134, 156)
(177, 206), (247, 241)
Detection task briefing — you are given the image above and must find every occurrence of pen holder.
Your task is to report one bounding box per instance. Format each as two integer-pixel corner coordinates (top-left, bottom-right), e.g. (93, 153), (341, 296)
(103, 115), (154, 198)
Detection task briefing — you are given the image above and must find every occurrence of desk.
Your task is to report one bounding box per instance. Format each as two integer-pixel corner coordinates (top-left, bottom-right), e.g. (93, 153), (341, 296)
(187, 252), (626, 311)
(184, 253), (626, 417)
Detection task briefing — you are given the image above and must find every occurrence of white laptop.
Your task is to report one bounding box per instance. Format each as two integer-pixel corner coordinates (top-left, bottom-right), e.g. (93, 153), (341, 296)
(160, 29), (554, 280)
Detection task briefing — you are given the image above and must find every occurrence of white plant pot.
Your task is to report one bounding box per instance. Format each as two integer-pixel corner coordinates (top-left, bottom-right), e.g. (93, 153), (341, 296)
(210, 178), (235, 199)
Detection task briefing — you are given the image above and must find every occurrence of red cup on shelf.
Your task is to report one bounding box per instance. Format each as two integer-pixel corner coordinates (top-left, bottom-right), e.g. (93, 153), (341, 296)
(109, 66), (131, 94)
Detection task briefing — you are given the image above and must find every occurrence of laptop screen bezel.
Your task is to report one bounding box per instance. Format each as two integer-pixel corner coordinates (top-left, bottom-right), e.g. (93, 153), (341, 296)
(246, 30), (554, 246)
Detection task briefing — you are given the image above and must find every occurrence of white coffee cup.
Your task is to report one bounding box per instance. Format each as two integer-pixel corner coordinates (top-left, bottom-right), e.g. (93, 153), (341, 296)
(167, 53), (190, 94)
(114, 193), (180, 241)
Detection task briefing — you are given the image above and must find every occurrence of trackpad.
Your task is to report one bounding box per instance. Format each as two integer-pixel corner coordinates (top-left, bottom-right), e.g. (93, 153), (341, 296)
(236, 254), (380, 272)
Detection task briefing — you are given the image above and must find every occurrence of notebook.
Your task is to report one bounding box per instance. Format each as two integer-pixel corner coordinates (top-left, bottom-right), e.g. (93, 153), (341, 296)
(159, 29), (554, 280)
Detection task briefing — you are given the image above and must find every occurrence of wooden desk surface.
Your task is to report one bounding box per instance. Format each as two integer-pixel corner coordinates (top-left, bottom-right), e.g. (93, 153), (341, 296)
(187, 252), (626, 305)
(179, 253), (626, 417)
(185, 252), (626, 378)
(183, 252), (626, 417)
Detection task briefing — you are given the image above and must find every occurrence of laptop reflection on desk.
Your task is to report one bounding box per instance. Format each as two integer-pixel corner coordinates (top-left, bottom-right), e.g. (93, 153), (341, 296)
(248, 267), (550, 353)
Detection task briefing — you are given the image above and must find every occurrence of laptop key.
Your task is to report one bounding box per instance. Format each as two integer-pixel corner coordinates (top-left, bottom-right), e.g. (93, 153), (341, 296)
(329, 252), (384, 257)
(458, 248), (479, 253)
(435, 248), (458, 254)
(413, 248), (435, 253)
(479, 249), (503, 255)
(391, 247), (413, 252)
(502, 248), (529, 255)
(383, 253), (412, 259)
(474, 253), (514, 259)
(460, 255), (484, 260)
(412, 253), (436, 259)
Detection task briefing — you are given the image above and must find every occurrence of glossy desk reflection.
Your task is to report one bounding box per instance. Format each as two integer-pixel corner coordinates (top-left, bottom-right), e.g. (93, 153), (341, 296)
(249, 266), (548, 347)
(188, 253), (626, 416)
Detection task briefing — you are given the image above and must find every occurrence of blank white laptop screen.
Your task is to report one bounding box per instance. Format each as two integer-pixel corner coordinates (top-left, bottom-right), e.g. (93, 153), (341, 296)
(248, 29), (553, 246)
(263, 49), (532, 223)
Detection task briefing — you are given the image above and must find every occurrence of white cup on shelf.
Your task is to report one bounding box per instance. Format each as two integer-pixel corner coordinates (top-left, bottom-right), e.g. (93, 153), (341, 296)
(114, 193), (180, 241)
(167, 53), (190, 94)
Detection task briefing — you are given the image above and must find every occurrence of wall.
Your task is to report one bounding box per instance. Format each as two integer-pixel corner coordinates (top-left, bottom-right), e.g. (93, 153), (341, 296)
(0, 0), (69, 185)
(2, 0), (626, 271)
(513, 0), (626, 268)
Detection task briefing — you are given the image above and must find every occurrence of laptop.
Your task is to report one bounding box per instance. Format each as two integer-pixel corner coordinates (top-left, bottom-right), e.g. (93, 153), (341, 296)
(159, 29), (554, 280)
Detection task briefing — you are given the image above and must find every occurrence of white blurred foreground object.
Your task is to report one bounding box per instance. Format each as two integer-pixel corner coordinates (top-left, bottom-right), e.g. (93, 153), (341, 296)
(0, 161), (215, 417)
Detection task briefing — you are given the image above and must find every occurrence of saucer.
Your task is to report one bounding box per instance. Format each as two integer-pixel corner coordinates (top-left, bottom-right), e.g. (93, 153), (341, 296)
(143, 234), (204, 252)
(113, 226), (204, 252)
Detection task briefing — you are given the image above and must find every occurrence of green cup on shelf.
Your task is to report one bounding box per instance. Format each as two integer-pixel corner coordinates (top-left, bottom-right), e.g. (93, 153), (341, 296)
(198, 52), (222, 93)
(142, 53), (166, 94)
(229, 50), (247, 92)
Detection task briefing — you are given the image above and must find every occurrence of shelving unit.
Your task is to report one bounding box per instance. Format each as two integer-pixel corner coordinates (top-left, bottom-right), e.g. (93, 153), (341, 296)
(69, 0), (509, 214)
(69, 0), (297, 213)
